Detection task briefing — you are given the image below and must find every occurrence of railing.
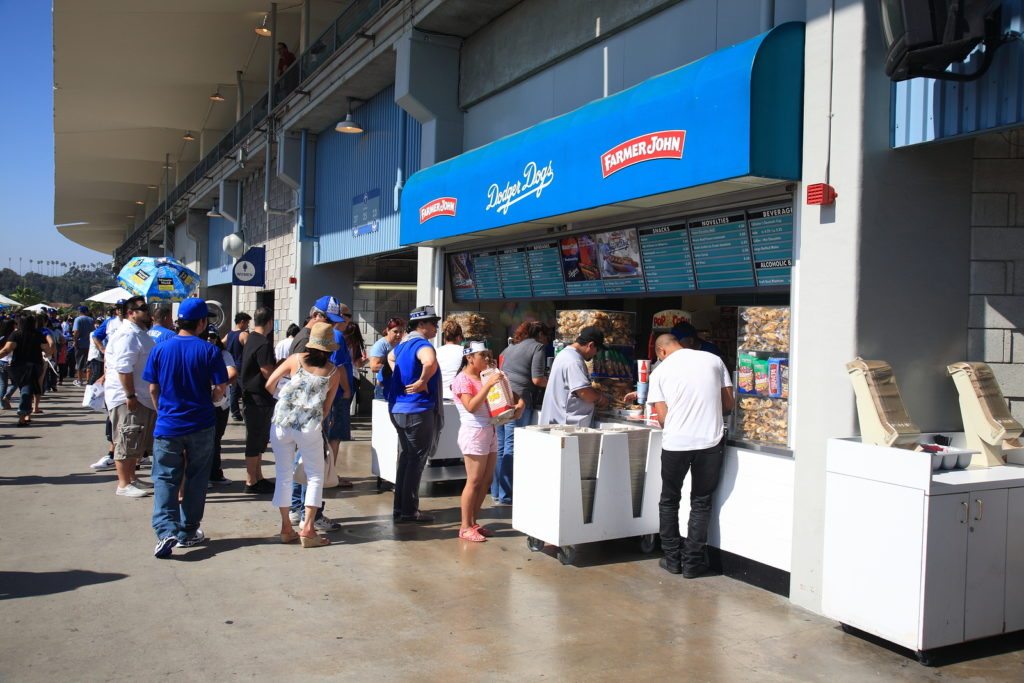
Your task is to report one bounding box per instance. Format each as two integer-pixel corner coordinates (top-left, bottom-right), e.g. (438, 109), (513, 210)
(115, 0), (385, 267)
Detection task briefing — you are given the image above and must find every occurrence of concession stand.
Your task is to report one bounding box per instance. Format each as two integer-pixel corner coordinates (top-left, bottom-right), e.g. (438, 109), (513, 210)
(380, 23), (805, 587)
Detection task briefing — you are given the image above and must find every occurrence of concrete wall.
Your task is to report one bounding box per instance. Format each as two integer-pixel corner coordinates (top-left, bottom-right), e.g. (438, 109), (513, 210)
(968, 130), (1024, 414)
(462, 0), (805, 150)
(236, 166), (297, 334)
(788, 0), (973, 613)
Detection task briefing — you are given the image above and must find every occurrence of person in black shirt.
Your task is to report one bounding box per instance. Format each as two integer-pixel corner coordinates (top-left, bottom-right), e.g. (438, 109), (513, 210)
(239, 307), (276, 494)
(0, 314), (50, 426)
(223, 311), (251, 421)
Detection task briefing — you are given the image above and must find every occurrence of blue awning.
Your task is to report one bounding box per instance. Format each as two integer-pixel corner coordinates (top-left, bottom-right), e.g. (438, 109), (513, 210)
(400, 22), (804, 247)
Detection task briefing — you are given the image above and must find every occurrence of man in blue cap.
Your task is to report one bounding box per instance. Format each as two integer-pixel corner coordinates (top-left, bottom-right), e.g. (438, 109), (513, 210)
(143, 298), (229, 559)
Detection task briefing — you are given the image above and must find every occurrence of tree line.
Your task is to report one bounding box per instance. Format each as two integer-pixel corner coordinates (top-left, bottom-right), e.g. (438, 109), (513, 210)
(0, 263), (116, 308)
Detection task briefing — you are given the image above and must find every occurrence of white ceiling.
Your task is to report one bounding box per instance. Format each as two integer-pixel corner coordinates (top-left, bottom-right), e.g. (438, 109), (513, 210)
(53, 0), (345, 253)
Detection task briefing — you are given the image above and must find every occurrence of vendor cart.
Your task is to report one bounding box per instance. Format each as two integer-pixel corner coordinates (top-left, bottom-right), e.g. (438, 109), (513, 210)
(370, 399), (466, 489)
(512, 424), (662, 565)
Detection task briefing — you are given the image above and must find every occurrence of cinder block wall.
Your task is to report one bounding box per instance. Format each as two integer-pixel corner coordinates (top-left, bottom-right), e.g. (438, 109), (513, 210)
(968, 129), (1024, 417)
(352, 256), (417, 348)
(237, 167), (295, 334)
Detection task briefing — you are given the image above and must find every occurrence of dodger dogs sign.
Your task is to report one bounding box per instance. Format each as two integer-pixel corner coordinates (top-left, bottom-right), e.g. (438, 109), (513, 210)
(486, 160), (555, 215)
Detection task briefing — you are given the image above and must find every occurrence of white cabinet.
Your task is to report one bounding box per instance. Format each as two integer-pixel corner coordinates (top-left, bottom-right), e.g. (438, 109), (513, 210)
(823, 437), (1024, 655)
(1007, 487), (1024, 632)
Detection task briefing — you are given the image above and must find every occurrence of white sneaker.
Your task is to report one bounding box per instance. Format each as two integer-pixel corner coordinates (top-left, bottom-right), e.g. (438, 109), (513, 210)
(138, 456), (152, 469)
(178, 529), (206, 547)
(90, 455), (115, 471)
(116, 482), (151, 498)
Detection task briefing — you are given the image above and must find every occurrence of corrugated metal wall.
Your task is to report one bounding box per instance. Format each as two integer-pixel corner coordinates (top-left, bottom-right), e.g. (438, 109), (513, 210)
(893, 1), (1024, 147)
(207, 216), (234, 286)
(315, 85), (423, 263)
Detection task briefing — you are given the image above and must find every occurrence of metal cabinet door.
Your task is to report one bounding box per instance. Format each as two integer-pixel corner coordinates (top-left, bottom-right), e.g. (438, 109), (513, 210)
(921, 493), (969, 649)
(1005, 487), (1024, 633)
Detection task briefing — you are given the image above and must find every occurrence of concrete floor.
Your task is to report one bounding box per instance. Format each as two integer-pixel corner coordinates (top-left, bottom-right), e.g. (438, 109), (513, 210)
(1, 389), (1023, 681)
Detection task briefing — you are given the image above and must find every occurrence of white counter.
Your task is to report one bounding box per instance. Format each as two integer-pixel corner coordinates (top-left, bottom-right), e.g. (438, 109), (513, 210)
(370, 399), (466, 484)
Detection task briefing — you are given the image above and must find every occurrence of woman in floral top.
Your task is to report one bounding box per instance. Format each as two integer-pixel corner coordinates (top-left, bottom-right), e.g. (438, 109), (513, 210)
(451, 341), (523, 542)
(264, 322), (341, 548)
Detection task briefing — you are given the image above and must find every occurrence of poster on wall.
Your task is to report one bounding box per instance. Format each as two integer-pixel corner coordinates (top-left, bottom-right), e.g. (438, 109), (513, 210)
(559, 234), (604, 296)
(594, 228), (645, 294)
(449, 253), (477, 301)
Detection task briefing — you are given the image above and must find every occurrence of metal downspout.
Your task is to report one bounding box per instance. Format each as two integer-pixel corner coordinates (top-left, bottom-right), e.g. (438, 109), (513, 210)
(298, 128), (308, 239)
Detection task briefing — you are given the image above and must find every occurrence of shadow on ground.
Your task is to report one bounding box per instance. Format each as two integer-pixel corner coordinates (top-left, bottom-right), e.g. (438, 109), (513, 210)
(0, 570), (127, 600)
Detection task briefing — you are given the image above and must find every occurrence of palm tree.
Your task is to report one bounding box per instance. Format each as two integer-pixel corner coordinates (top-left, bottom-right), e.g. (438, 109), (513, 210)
(10, 285), (41, 307)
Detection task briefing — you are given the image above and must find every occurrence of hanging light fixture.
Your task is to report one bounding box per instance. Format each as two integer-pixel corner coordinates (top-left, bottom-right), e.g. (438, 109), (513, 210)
(182, 130), (195, 142)
(207, 203), (223, 218)
(209, 88), (226, 102)
(135, 200), (145, 205)
(255, 14), (272, 36)
(335, 99), (364, 134)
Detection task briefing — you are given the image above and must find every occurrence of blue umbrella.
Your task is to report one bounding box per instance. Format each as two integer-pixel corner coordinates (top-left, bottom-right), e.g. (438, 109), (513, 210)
(117, 257), (201, 302)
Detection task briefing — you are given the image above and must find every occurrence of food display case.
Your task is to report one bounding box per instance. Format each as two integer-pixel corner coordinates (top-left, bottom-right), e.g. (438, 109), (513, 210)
(445, 311), (490, 339)
(734, 306), (790, 447)
(556, 309), (635, 347)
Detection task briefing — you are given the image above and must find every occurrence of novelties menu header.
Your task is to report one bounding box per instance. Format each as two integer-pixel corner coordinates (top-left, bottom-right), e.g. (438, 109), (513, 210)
(448, 204), (793, 302)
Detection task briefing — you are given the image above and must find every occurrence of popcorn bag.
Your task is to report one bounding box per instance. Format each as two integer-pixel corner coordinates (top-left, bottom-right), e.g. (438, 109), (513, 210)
(481, 368), (515, 423)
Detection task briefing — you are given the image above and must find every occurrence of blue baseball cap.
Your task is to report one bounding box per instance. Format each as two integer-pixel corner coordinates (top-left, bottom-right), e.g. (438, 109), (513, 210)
(312, 295), (345, 323)
(177, 298), (209, 322)
(78, 306), (89, 314)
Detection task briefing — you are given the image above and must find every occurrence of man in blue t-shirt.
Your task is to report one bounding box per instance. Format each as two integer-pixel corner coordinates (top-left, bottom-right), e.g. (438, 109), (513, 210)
(327, 301), (355, 469)
(147, 304), (176, 344)
(72, 305), (94, 385)
(143, 298), (229, 559)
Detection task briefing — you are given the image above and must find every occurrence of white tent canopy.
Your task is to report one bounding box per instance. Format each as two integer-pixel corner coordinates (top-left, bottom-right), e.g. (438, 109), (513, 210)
(22, 303), (57, 313)
(0, 294), (22, 307)
(87, 286), (134, 304)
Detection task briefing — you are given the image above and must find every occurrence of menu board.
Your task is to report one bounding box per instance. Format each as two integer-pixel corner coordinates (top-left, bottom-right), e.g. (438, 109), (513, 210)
(638, 223), (696, 293)
(449, 253), (477, 302)
(447, 203), (792, 301)
(497, 247), (533, 298)
(472, 251), (502, 299)
(594, 228), (645, 294)
(526, 242), (566, 297)
(688, 213), (756, 290)
(559, 234), (605, 296)
(748, 206), (794, 287)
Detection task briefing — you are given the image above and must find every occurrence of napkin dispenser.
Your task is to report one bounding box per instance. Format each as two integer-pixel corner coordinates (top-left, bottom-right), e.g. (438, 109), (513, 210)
(846, 358), (921, 448)
(947, 362), (1023, 467)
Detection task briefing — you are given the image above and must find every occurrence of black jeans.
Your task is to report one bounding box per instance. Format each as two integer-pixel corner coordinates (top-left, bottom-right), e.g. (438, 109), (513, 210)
(211, 407), (229, 480)
(229, 382), (243, 420)
(659, 438), (725, 571)
(392, 410), (440, 518)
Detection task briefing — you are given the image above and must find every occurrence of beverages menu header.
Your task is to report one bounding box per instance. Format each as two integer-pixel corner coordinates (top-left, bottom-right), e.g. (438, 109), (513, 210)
(449, 205), (793, 302)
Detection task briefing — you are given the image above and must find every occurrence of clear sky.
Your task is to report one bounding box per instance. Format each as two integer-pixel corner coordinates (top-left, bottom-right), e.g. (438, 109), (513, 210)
(0, 0), (109, 275)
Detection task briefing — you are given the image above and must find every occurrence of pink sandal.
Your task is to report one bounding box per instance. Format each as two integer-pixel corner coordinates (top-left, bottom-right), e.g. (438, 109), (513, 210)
(472, 524), (494, 538)
(459, 527), (486, 542)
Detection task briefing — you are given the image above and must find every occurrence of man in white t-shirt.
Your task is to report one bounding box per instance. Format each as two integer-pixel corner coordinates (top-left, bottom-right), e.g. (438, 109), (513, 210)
(647, 333), (734, 578)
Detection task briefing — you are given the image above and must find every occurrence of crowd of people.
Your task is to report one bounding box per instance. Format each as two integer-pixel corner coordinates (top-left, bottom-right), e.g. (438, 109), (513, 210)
(3, 296), (734, 578)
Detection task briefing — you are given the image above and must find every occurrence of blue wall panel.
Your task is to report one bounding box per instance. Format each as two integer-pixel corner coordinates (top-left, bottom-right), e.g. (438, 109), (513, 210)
(207, 216), (234, 286)
(893, 0), (1024, 147)
(315, 85), (423, 263)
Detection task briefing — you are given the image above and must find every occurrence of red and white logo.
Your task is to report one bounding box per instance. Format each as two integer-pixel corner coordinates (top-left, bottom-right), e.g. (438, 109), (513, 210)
(419, 197), (457, 223)
(601, 130), (686, 178)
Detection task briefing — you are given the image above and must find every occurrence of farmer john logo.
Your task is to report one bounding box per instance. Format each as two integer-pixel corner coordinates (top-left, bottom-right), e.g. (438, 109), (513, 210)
(486, 160), (555, 215)
(419, 197), (457, 223)
(157, 277), (175, 292)
(601, 130), (686, 178)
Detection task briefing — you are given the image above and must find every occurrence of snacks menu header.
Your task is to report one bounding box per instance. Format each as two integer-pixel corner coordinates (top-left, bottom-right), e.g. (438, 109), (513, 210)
(448, 204), (792, 302)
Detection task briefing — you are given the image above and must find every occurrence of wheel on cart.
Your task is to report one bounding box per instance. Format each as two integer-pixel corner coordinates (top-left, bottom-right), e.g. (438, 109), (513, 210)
(527, 536), (545, 552)
(639, 534), (658, 554)
(557, 545), (577, 566)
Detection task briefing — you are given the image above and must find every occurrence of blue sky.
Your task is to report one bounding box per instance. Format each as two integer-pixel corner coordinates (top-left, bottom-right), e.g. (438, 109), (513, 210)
(0, 0), (109, 275)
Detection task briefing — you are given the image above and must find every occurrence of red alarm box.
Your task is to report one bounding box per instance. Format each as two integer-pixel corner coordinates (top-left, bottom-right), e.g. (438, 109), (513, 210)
(807, 183), (838, 205)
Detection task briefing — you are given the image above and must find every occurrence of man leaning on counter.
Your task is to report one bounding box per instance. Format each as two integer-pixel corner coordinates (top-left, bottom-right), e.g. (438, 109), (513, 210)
(538, 326), (609, 428)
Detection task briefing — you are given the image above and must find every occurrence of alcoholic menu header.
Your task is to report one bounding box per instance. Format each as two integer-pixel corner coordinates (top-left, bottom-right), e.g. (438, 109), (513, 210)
(448, 204), (793, 302)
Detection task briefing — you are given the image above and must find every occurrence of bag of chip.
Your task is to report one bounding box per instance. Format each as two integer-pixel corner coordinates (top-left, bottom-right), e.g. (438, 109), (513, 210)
(738, 355), (755, 394)
(753, 358), (770, 394)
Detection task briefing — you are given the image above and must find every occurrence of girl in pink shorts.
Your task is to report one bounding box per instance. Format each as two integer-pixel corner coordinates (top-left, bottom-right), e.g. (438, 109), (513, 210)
(451, 342), (521, 542)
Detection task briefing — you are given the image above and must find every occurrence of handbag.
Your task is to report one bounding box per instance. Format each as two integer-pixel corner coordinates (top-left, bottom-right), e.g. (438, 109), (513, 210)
(82, 382), (106, 412)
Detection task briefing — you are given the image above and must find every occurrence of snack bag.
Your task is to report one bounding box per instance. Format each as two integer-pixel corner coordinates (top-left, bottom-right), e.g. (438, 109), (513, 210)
(753, 358), (770, 395)
(780, 363), (790, 399)
(768, 358), (788, 398)
(738, 355), (755, 394)
(481, 368), (515, 421)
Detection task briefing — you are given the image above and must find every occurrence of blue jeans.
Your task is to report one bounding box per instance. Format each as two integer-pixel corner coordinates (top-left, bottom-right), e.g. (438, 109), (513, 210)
(228, 382), (242, 419)
(492, 407), (532, 503)
(0, 363), (11, 401)
(374, 383), (385, 400)
(328, 396), (352, 441)
(151, 426), (215, 542)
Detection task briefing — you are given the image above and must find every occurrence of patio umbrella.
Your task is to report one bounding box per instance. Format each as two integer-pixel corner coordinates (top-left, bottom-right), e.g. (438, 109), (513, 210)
(87, 286), (135, 304)
(0, 294), (21, 308)
(117, 256), (200, 302)
(22, 303), (56, 313)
